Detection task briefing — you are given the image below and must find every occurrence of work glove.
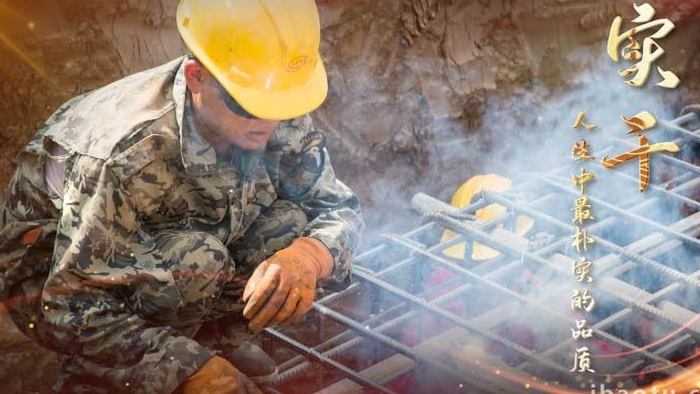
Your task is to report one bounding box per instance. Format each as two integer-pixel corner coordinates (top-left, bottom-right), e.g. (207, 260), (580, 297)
(180, 355), (262, 394)
(242, 237), (334, 331)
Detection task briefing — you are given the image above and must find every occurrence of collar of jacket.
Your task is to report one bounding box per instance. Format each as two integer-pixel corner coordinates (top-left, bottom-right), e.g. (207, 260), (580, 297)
(43, 57), (185, 162)
(173, 60), (264, 178)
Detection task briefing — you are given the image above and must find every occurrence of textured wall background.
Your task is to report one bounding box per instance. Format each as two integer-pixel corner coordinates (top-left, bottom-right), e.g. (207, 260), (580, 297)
(1, 0), (699, 229)
(0, 0), (699, 390)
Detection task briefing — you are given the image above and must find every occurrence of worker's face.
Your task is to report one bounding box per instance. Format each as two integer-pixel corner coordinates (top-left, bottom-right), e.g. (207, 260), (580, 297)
(184, 59), (280, 151)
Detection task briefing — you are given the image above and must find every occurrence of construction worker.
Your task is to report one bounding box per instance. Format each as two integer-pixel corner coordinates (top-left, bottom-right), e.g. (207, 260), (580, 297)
(0, 0), (363, 392)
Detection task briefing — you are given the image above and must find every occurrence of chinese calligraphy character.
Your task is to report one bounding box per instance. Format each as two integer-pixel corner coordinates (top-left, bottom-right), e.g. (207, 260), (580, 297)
(573, 257), (594, 283)
(572, 227), (595, 254)
(572, 139), (594, 161)
(571, 288), (596, 312)
(571, 319), (594, 340)
(572, 196), (595, 225)
(601, 111), (680, 192)
(607, 3), (679, 88)
(571, 168), (595, 194)
(571, 347), (596, 373)
(572, 112), (597, 130)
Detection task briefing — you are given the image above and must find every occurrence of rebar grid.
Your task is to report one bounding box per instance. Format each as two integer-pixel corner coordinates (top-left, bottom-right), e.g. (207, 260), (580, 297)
(264, 113), (700, 392)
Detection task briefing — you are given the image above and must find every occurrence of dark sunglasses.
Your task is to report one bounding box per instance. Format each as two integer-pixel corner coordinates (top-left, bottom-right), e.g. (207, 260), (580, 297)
(214, 82), (259, 120)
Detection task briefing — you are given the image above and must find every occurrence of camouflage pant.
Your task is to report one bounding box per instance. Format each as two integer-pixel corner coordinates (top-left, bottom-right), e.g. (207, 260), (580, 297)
(7, 199), (307, 377)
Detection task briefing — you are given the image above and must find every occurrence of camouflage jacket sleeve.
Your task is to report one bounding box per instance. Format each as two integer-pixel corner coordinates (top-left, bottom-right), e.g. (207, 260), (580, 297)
(42, 148), (214, 393)
(267, 116), (364, 283)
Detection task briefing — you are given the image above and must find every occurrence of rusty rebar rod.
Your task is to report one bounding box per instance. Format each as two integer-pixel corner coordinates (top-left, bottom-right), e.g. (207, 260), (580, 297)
(421, 208), (700, 336)
(538, 175), (700, 249)
(264, 328), (397, 394)
(382, 232), (684, 372)
(271, 276), (469, 385)
(484, 191), (700, 289)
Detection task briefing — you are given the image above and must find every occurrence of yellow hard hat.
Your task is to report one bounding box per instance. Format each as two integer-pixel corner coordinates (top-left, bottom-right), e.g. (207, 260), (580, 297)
(177, 0), (328, 120)
(441, 174), (534, 261)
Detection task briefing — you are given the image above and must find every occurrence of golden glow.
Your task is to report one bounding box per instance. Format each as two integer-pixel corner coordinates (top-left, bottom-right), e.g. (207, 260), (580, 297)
(607, 3), (679, 88)
(0, 2), (54, 84)
(441, 174), (534, 261)
(0, 30), (52, 83)
(571, 112), (597, 130)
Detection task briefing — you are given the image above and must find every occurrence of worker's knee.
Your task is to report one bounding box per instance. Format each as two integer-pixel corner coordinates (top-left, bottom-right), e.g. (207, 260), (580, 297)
(273, 199), (308, 228)
(252, 199), (308, 240)
(127, 230), (233, 327)
(156, 230), (231, 275)
(231, 199), (308, 272)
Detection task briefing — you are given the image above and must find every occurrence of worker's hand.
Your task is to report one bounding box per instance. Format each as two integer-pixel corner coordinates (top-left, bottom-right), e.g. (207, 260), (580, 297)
(242, 237), (334, 331)
(180, 355), (262, 394)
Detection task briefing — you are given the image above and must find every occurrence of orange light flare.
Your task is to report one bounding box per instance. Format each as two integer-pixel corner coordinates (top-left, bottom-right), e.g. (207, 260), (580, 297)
(441, 356), (590, 394)
(0, 1), (54, 85)
(607, 346), (700, 380)
(2, 268), (700, 392)
(594, 312), (700, 359)
(446, 342), (700, 393)
(639, 354), (700, 393)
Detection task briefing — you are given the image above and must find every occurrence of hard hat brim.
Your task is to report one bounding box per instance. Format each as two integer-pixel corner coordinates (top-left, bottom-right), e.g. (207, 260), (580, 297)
(176, 0), (328, 121)
(212, 58), (328, 122)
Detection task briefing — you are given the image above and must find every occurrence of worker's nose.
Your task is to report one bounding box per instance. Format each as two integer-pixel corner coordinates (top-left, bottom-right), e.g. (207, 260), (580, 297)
(254, 120), (280, 133)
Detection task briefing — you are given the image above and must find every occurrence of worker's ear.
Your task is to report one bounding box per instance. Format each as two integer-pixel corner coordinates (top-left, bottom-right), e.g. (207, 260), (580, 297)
(184, 58), (206, 94)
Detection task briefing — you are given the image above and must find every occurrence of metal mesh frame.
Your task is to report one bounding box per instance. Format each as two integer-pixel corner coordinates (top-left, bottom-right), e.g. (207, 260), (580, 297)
(261, 112), (700, 393)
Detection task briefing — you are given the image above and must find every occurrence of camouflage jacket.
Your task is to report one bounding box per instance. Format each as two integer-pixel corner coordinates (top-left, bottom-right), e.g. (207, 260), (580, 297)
(0, 57), (363, 392)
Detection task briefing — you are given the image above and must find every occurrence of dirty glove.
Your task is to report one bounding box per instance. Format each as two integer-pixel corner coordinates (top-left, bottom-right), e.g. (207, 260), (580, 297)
(242, 237), (334, 331)
(180, 355), (262, 394)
